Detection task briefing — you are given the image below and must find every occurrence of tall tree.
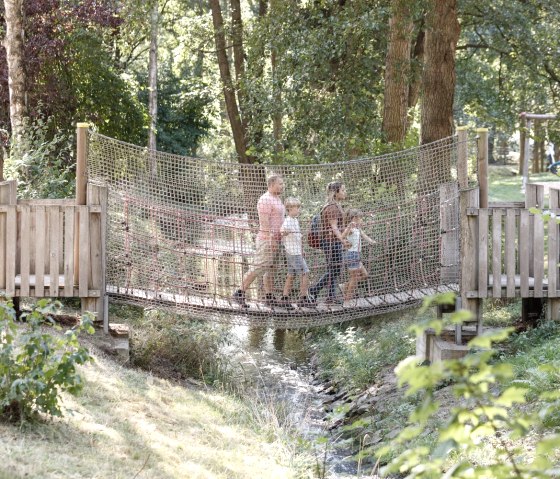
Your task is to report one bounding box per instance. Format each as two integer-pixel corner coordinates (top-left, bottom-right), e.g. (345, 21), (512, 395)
(209, 0), (251, 164)
(382, 0), (414, 144)
(148, 0), (159, 159)
(420, 0), (460, 146)
(3, 0), (26, 146)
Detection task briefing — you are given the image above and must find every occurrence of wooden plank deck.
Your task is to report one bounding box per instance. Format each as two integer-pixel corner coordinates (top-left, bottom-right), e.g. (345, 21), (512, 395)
(105, 283), (459, 318)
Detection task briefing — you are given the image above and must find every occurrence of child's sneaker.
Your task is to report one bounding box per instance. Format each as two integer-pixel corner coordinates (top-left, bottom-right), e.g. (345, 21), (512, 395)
(279, 296), (294, 309)
(232, 289), (249, 308)
(325, 296), (344, 305)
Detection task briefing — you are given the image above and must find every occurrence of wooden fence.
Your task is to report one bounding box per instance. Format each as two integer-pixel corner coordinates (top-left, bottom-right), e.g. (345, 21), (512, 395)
(0, 180), (108, 328)
(461, 183), (560, 327)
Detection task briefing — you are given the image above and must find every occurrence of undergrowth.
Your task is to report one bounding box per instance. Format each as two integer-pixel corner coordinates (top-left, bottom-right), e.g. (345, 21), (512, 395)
(308, 309), (421, 391)
(110, 303), (235, 385)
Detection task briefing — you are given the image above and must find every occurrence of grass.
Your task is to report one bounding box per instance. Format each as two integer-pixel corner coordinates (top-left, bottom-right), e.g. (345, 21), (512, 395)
(309, 307), (422, 391)
(0, 344), (304, 479)
(488, 163), (560, 203)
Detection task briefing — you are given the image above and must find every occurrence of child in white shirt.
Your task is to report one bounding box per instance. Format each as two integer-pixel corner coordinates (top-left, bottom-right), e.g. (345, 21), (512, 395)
(280, 197), (315, 307)
(341, 209), (375, 301)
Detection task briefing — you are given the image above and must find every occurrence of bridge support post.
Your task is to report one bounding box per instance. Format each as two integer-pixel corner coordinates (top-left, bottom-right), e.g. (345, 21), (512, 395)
(547, 188), (560, 321)
(460, 187), (482, 339)
(0, 180), (17, 297)
(74, 123), (89, 283)
(82, 183), (108, 333)
(547, 300), (560, 322)
(477, 128), (489, 209)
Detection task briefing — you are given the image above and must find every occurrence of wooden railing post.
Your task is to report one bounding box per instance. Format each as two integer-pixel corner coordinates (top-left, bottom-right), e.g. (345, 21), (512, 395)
(548, 188), (560, 320)
(525, 183), (544, 279)
(460, 187), (481, 340)
(83, 184), (108, 332)
(0, 180), (17, 293)
(74, 123), (89, 285)
(519, 113), (526, 176)
(457, 126), (469, 190)
(440, 182), (459, 284)
(476, 128), (489, 208)
(521, 116), (531, 194)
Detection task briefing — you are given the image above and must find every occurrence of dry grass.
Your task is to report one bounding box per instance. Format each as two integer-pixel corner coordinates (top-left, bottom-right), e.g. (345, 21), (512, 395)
(0, 347), (299, 479)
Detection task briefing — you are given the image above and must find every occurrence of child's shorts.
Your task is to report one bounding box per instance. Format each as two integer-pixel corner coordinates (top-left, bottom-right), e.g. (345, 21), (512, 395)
(345, 251), (361, 270)
(286, 254), (309, 274)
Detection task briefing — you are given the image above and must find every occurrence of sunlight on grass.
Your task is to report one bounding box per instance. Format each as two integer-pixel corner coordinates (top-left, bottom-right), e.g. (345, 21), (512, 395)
(0, 349), (297, 479)
(489, 164), (560, 203)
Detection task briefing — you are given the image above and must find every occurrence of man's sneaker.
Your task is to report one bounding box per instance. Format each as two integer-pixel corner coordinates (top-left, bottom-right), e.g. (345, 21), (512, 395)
(264, 293), (282, 307)
(232, 289), (249, 308)
(297, 295), (317, 307)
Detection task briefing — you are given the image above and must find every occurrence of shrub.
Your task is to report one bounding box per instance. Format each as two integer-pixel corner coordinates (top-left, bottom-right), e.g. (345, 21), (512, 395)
(5, 116), (75, 199)
(0, 299), (94, 422)
(376, 294), (560, 478)
(309, 313), (417, 391)
(116, 305), (234, 385)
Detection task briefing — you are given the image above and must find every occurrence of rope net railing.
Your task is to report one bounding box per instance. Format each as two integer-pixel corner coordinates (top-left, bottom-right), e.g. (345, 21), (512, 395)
(88, 131), (478, 328)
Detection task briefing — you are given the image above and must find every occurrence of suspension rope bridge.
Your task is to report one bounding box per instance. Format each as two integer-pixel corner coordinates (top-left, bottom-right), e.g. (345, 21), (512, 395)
(83, 130), (475, 328)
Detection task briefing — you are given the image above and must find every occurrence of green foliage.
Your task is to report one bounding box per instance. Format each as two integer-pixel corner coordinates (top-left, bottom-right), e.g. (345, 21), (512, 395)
(139, 66), (211, 155)
(377, 294), (560, 478)
(66, 30), (146, 145)
(0, 299), (94, 422)
(6, 116), (75, 199)
(457, 0), (560, 134)
(115, 304), (234, 384)
(310, 313), (416, 391)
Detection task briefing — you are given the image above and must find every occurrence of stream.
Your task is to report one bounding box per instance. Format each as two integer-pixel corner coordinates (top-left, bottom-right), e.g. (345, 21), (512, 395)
(228, 326), (360, 478)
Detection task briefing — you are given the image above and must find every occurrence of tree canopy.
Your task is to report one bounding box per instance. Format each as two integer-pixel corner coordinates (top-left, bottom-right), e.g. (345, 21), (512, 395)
(0, 0), (558, 172)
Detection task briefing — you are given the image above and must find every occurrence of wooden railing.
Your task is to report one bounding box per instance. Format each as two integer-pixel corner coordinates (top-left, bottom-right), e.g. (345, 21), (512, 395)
(0, 180), (107, 325)
(462, 184), (560, 300)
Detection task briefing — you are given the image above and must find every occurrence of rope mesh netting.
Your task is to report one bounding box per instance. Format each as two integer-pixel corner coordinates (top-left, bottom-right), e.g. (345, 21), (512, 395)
(88, 131), (478, 328)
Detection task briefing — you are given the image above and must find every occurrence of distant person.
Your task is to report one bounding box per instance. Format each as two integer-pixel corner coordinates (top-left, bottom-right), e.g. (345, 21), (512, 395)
(279, 197), (315, 308)
(340, 209), (375, 301)
(308, 181), (351, 304)
(547, 143), (555, 166)
(232, 174), (285, 308)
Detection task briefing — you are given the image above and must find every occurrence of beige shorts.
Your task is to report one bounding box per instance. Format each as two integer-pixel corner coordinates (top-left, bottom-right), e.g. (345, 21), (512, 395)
(249, 239), (281, 274)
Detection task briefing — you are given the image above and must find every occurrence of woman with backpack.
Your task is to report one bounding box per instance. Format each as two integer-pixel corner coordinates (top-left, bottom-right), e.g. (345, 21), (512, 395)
(308, 181), (351, 305)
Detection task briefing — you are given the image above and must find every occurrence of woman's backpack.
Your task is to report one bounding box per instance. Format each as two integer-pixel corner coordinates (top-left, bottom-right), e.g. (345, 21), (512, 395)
(307, 206), (327, 248)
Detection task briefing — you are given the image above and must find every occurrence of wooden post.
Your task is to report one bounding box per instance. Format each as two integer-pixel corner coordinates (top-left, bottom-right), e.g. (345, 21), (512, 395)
(519, 114), (526, 176)
(460, 187), (481, 340)
(83, 184), (108, 332)
(548, 188), (560, 320)
(477, 128), (489, 208)
(440, 182), (459, 284)
(457, 126), (469, 190)
(74, 123), (89, 285)
(522, 120), (531, 194)
(0, 180), (17, 293)
(525, 183), (544, 278)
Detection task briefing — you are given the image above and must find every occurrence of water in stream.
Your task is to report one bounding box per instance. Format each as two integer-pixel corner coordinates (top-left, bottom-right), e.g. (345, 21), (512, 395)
(229, 326), (360, 478)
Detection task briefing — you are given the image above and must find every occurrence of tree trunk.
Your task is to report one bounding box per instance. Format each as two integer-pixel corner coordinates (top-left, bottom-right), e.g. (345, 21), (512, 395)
(3, 0), (26, 145)
(416, 0), (460, 287)
(407, 23), (425, 114)
(246, 0), (268, 148)
(270, 0), (283, 155)
(148, 0), (159, 164)
(420, 0), (460, 148)
(230, 0), (249, 136)
(209, 0), (251, 164)
(382, 0), (414, 144)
